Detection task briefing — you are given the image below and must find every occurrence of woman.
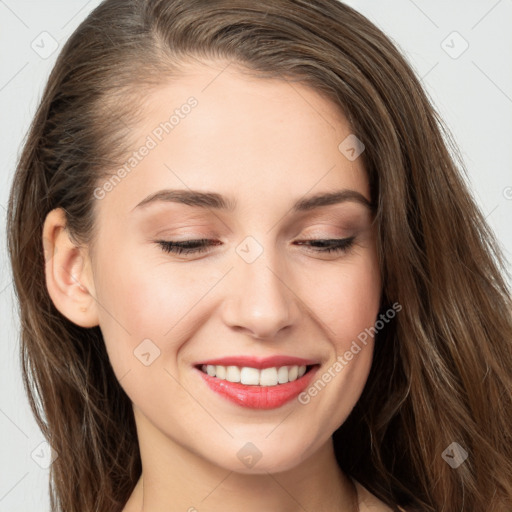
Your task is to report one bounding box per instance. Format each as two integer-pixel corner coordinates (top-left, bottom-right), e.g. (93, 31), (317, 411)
(7, 0), (512, 511)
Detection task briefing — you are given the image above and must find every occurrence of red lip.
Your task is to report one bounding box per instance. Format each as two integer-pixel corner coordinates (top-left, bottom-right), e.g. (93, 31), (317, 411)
(194, 355), (318, 369)
(194, 363), (320, 410)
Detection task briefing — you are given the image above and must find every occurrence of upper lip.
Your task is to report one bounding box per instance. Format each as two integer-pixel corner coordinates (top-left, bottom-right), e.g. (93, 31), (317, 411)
(194, 355), (319, 369)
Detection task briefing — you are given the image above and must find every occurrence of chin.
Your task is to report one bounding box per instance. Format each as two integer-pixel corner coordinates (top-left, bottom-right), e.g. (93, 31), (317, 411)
(203, 436), (318, 475)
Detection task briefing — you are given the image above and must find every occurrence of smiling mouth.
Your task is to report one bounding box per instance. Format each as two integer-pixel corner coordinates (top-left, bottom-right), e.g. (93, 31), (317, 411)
(196, 364), (317, 386)
(194, 362), (320, 409)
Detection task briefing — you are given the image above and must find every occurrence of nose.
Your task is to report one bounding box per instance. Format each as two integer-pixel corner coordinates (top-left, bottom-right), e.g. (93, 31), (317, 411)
(220, 253), (301, 341)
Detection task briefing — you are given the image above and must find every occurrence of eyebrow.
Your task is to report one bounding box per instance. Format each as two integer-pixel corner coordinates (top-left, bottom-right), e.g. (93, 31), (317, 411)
(132, 188), (372, 213)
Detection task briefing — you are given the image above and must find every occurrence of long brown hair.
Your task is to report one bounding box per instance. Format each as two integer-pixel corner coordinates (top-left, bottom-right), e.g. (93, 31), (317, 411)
(7, 1), (512, 510)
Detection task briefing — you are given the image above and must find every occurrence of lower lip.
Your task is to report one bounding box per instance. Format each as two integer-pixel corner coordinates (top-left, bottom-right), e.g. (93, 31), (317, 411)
(195, 366), (319, 409)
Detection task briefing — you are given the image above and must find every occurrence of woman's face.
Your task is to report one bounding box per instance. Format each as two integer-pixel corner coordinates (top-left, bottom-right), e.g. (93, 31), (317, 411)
(85, 61), (381, 473)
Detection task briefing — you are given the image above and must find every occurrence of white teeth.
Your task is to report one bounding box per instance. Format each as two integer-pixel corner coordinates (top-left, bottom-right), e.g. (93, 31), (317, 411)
(277, 366), (289, 384)
(225, 365), (240, 383)
(201, 364), (308, 385)
(259, 367), (278, 386)
(215, 365), (226, 379)
(240, 367), (260, 385)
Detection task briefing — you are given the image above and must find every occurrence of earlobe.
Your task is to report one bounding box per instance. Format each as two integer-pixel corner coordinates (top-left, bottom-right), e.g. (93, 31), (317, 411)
(42, 208), (99, 328)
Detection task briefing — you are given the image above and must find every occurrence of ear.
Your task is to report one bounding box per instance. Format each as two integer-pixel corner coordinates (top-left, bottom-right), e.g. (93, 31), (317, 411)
(42, 208), (99, 328)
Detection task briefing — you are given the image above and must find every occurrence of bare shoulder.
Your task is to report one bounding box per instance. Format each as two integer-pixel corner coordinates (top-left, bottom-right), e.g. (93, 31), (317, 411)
(352, 479), (395, 512)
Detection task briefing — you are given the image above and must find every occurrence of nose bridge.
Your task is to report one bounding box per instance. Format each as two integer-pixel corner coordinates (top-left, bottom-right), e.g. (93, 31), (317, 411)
(222, 235), (300, 339)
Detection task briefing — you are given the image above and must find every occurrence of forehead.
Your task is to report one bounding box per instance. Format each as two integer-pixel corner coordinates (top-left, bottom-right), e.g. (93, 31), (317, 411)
(95, 61), (369, 215)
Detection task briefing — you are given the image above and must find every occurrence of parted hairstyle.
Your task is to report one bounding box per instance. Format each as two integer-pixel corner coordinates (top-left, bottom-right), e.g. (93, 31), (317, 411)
(7, 0), (512, 511)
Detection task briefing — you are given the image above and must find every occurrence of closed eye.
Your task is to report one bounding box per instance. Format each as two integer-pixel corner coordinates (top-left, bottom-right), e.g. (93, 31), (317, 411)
(156, 237), (355, 255)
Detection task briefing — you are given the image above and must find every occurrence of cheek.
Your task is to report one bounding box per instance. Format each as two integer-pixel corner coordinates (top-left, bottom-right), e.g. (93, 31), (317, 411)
(297, 255), (381, 424)
(303, 254), (381, 347)
(91, 249), (169, 370)
(92, 246), (222, 372)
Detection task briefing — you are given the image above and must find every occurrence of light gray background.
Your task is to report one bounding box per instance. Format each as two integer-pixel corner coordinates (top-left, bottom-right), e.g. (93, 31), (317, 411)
(1, 1), (511, 510)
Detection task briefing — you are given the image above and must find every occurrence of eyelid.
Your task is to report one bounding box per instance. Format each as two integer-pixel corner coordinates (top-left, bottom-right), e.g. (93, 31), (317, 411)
(155, 236), (356, 256)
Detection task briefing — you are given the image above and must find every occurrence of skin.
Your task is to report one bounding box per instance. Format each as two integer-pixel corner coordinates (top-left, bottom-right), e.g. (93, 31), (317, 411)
(43, 60), (390, 511)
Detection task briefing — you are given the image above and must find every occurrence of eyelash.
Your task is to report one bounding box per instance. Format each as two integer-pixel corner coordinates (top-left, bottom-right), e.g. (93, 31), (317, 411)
(156, 237), (355, 255)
